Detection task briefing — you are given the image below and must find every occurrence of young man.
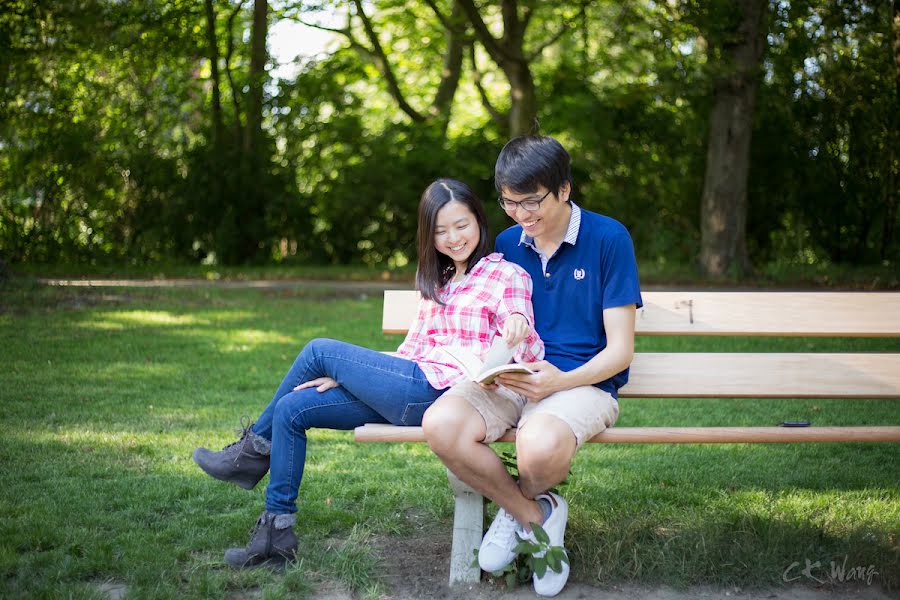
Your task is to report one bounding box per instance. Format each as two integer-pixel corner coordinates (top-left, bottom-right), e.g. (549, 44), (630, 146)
(422, 135), (642, 597)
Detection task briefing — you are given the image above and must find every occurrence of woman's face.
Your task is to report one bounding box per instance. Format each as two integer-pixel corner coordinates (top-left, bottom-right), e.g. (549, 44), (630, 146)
(433, 200), (480, 272)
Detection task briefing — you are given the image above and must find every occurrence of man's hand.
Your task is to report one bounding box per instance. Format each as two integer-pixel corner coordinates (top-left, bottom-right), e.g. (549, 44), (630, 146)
(293, 377), (339, 393)
(495, 360), (568, 402)
(502, 313), (530, 348)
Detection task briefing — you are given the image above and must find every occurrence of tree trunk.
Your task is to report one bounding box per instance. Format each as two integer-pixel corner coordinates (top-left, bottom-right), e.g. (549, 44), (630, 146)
(698, 0), (768, 277)
(203, 0), (224, 229)
(458, 0), (538, 138)
(203, 0), (224, 148)
(230, 0), (268, 263)
(244, 0), (267, 158)
(506, 58), (537, 137)
(429, 0), (467, 130)
(885, 0), (900, 259)
(499, 0), (536, 136)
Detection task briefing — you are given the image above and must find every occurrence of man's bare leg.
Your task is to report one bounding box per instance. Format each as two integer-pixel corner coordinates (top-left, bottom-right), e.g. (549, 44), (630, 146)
(516, 414), (576, 499)
(422, 394), (544, 528)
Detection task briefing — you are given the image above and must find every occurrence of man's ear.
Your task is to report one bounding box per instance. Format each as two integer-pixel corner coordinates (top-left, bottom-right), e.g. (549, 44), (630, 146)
(558, 181), (571, 202)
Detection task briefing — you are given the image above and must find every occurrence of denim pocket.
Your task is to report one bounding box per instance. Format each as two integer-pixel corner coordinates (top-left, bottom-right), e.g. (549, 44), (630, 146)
(400, 401), (434, 426)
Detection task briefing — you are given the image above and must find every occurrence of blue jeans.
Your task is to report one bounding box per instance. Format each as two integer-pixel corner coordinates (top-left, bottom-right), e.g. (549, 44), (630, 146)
(251, 338), (444, 514)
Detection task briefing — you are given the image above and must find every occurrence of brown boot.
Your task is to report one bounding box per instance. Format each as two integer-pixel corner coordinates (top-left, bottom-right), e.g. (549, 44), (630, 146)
(224, 512), (298, 568)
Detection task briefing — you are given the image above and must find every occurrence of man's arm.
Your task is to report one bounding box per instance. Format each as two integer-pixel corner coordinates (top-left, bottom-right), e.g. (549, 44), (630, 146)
(495, 304), (636, 401)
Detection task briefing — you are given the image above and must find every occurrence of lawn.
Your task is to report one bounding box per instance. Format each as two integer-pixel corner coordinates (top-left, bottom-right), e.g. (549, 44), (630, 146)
(1, 278), (898, 599)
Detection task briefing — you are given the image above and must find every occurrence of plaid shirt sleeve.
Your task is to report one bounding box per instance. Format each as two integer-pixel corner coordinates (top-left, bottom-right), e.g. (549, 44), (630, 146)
(493, 263), (544, 364)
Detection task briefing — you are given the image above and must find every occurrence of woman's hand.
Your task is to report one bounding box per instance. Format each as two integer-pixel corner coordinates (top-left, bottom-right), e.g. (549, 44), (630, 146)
(502, 313), (531, 348)
(293, 377), (339, 393)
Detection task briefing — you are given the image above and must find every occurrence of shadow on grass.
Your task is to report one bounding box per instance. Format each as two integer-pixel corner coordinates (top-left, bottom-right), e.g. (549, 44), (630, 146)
(0, 435), (413, 599)
(566, 442), (900, 589)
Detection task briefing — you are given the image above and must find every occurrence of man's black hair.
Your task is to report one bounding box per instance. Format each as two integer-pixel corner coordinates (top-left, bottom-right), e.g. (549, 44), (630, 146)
(494, 135), (572, 196)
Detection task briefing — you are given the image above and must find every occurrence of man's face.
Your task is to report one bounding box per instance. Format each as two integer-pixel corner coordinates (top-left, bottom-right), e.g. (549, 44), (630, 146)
(498, 183), (571, 241)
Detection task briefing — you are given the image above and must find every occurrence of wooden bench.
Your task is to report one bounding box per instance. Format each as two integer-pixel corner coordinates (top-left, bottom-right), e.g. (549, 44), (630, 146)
(355, 290), (900, 585)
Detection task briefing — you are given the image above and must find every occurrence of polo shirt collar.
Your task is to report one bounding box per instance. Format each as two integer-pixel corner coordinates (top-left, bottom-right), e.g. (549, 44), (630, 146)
(519, 202), (582, 249)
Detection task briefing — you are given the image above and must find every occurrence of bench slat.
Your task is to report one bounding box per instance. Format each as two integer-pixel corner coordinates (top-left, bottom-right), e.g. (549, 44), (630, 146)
(382, 290), (422, 334)
(354, 424), (900, 444)
(624, 353), (900, 398)
(382, 290), (900, 337)
(635, 292), (900, 336)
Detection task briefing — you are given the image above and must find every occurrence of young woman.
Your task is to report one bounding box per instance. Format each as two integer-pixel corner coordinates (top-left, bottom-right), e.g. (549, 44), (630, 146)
(193, 178), (544, 567)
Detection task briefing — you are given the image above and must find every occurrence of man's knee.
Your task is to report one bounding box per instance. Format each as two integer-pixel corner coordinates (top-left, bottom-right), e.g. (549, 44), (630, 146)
(422, 397), (483, 454)
(422, 400), (459, 451)
(516, 417), (575, 474)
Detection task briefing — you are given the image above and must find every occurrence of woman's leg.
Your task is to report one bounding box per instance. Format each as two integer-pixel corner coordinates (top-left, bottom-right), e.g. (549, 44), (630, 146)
(224, 385), (390, 568)
(252, 341), (333, 441)
(262, 338), (445, 514)
(197, 338), (441, 491)
(264, 385), (387, 513)
(254, 338), (442, 440)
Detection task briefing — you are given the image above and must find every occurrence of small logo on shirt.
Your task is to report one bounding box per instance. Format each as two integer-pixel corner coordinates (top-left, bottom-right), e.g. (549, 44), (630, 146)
(573, 268), (586, 280)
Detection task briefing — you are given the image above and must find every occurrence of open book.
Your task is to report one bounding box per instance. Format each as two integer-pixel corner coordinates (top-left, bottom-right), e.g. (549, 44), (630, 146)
(443, 337), (535, 384)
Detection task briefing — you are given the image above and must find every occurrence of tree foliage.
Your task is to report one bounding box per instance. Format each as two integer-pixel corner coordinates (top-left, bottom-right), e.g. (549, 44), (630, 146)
(1, 0), (896, 270)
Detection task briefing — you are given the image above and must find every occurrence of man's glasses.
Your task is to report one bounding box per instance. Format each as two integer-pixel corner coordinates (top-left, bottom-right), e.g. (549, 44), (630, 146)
(497, 189), (552, 212)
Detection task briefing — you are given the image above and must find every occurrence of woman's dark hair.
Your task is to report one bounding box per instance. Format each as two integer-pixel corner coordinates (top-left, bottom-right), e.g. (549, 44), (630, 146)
(415, 178), (491, 303)
(494, 135), (572, 196)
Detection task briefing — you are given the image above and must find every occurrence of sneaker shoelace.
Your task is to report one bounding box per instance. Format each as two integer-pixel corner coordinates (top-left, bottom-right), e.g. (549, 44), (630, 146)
(486, 510), (519, 547)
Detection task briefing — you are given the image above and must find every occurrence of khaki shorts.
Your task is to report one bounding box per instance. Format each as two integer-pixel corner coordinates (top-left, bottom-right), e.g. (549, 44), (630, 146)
(444, 380), (619, 447)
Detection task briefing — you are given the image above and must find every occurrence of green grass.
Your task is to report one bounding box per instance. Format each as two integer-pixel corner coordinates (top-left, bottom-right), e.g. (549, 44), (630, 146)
(1, 277), (898, 598)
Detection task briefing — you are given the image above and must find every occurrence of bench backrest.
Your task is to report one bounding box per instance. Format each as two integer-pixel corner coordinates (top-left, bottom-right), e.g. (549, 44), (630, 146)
(381, 290), (900, 399)
(383, 290), (900, 336)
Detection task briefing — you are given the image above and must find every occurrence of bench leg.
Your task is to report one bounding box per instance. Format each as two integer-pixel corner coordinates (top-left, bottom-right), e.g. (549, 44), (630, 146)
(446, 468), (483, 586)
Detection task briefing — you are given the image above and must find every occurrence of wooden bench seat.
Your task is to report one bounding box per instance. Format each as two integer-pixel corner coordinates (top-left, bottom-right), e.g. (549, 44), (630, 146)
(356, 290), (900, 584)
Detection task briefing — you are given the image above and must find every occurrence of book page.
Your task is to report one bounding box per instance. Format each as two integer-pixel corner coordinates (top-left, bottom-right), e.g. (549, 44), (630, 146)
(480, 336), (517, 371)
(444, 337), (530, 384)
(441, 345), (483, 380)
(474, 363), (535, 385)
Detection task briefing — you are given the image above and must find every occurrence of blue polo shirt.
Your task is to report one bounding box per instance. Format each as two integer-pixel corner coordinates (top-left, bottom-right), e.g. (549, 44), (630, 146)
(495, 203), (642, 398)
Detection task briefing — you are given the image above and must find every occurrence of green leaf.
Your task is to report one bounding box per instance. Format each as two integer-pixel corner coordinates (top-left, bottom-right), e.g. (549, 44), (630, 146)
(546, 551), (561, 572)
(533, 557), (548, 578)
(513, 541), (541, 554)
(532, 523), (551, 545)
(550, 546), (569, 565)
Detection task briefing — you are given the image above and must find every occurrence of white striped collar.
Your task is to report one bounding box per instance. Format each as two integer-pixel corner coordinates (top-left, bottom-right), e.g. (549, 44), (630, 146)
(519, 202), (582, 249)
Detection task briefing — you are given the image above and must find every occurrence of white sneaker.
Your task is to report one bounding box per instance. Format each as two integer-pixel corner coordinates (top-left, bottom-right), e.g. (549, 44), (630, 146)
(531, 492), (570, 597)
(478, 508), (521, 572)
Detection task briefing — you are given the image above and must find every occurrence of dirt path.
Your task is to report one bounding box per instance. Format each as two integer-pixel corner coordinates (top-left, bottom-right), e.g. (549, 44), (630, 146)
(37, 277), (413, 292)
(327, 530), (899, 600)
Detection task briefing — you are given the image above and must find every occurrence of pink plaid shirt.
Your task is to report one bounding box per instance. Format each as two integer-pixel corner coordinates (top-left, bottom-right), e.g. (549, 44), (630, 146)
(396, 253), (545, 389)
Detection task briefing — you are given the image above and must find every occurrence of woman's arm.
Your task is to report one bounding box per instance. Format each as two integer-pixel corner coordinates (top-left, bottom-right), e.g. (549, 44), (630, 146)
(495, 267), (544, 363)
